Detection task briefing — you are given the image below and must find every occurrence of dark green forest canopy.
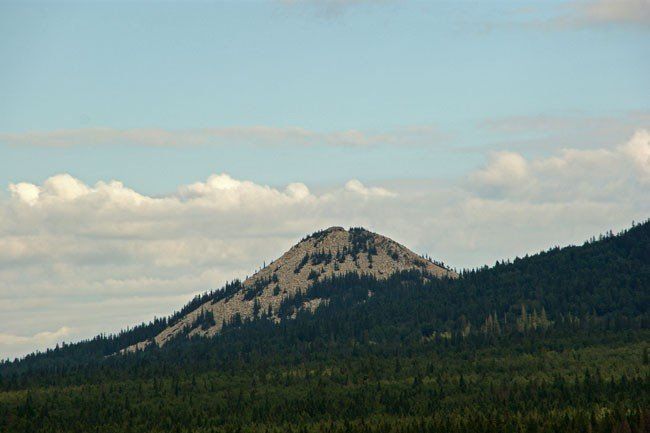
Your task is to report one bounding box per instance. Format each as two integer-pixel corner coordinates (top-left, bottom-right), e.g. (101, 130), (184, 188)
(1, 221), (649, 432)
(2, 332), (649, 433)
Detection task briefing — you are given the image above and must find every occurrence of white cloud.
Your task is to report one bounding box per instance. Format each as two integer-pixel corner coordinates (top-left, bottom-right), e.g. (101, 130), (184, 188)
(175, 173), (317, 209)
(43, 174), (92, 201)
(621, 129), (650, 180)
(0, 327), (73, 359)
(0, 125), (446, 149)
(468, 129), (650, 201)
(0, 326), (72, 345)
(8, 183), (40, 206)
(469, 151), (528, 190)
(343, 179), (395, 197)
(1, 130), (648, 359)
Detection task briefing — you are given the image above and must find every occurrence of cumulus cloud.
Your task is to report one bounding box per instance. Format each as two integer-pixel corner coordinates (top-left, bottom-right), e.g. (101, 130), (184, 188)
(0, 327), (73, 359)
(0, 125), (446, 149)
(175, 173), (318, 208)
(1, 130), (648, 359)
(343, 179), (395, 197)
(0, 326), (72, 345)
(8, 183), (40, 206)
(469, 151), (528, 191)
(468, 129), (650, 200)
(621, 129), (650, 180)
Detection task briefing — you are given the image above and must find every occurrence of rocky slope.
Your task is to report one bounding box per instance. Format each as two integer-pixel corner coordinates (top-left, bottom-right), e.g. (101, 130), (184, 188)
(122, 227), (455, 353)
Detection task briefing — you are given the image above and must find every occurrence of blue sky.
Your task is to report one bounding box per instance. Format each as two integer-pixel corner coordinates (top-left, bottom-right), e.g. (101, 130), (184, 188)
(0, 0), (649, 359)
(1, 0), (648, 192)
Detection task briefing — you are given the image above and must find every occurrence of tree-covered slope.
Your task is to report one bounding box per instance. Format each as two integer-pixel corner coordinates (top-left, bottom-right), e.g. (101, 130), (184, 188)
(1, 221), (649, 433)
(1, 220), (648, 383)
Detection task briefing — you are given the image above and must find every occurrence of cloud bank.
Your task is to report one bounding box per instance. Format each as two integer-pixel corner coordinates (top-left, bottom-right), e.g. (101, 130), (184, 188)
(1, 130), (648, 359)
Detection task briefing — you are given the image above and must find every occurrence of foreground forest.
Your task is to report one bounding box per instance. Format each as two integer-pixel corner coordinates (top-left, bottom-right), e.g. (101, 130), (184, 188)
(1, 221), (649, 432)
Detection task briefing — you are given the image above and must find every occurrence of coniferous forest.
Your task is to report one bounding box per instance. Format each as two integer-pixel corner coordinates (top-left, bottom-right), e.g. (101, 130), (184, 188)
(1, 221), (649, 433)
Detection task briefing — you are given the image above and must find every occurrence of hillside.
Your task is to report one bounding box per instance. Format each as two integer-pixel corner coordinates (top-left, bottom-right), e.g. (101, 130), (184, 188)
(122, 226), (455, 353)
(1, 221), (649, 433)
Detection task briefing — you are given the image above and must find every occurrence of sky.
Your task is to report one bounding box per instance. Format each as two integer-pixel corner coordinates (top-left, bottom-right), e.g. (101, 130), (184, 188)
(0, 0), (649, 359)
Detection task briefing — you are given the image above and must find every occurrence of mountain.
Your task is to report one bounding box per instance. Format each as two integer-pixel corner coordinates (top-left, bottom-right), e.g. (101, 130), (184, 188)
(1, 222), (649, 433)
(122, 226), (455, 353)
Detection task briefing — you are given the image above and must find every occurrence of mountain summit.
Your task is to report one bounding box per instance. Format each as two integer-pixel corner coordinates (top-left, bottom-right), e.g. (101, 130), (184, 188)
(123, 226), (455, 352)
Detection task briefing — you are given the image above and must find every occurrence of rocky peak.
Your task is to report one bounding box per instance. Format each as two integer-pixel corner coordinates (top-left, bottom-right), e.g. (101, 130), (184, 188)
(122, 227), (455, 353)
(243, 226), (452, 296)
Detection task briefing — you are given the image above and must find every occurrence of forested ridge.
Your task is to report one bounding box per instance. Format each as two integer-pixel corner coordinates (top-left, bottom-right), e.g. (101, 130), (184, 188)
(1, 221), (649, 432)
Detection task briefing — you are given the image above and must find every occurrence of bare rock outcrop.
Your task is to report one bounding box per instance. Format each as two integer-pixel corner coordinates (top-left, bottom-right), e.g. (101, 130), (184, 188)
(121, 227), (455, 353)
